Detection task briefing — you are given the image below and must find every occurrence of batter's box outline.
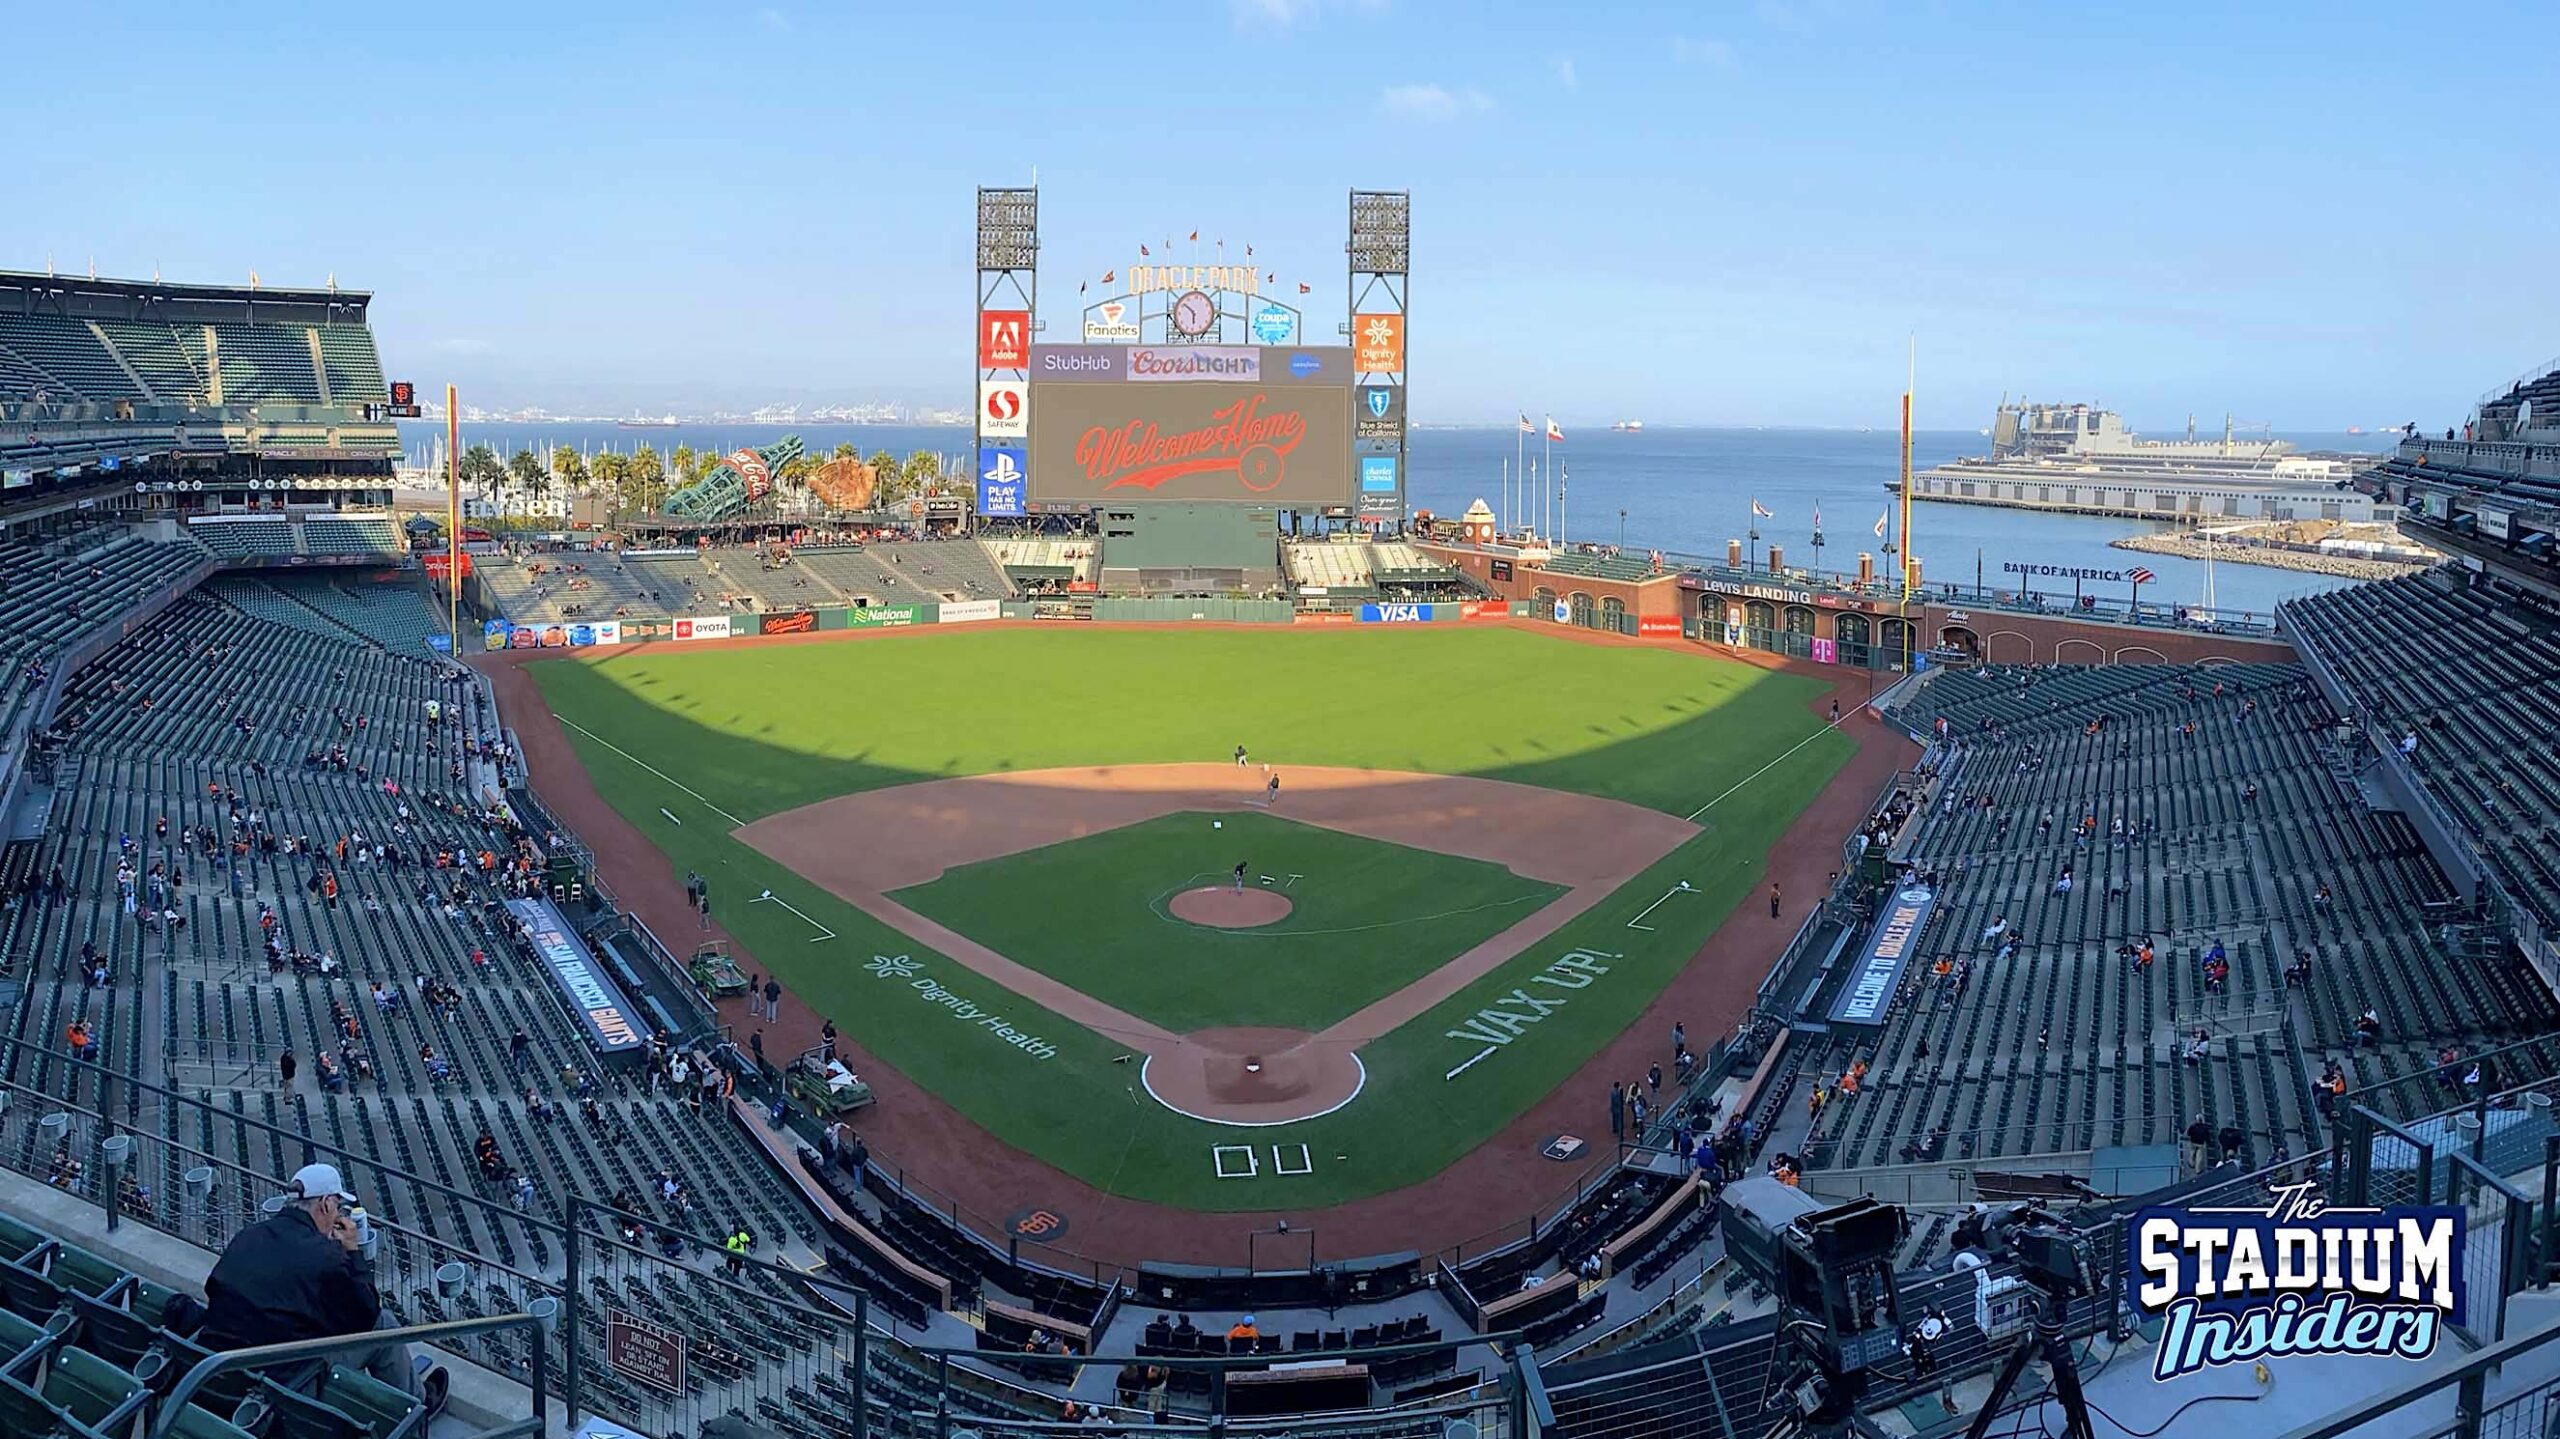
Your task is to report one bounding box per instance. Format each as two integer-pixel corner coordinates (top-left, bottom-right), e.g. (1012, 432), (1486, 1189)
(1212, 1145), (1260, 1179)
(1271, 1144), (1313, 1176)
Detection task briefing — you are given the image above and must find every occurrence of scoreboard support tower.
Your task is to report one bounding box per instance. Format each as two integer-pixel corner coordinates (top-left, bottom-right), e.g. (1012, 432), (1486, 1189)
(974, 187), (1039, 530)
(1348, 190), (1410, 533)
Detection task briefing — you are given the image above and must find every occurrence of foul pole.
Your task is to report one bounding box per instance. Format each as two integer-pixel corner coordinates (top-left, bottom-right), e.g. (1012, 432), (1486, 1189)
(1897, 340), (1915, 670)
(446, 386), (461, 647)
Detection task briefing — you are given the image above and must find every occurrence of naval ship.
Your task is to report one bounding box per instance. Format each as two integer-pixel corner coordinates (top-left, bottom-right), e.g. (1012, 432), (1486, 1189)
(1904, 402), (2375, 524)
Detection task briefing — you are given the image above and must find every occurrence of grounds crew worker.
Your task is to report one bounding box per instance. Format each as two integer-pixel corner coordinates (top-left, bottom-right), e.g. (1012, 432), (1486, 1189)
(202, 1164), (449, 1419)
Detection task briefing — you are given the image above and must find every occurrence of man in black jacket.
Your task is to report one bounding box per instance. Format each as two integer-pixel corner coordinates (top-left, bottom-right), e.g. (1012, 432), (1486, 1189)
(202, 1164), (448, 1417)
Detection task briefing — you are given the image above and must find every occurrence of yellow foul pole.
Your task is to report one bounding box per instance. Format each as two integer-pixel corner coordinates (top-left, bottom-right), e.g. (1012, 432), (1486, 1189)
(446, 386), (461, 648)
(1897, 338), (1915, 667)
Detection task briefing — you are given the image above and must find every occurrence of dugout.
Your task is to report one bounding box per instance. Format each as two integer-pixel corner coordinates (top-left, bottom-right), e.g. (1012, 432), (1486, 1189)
(1095, 503), (1282, 595)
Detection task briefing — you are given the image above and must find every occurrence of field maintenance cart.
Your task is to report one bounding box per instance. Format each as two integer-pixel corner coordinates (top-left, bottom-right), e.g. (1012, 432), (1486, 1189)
(785, 1047), (874, 1116)
(688, 942), (750, 1000)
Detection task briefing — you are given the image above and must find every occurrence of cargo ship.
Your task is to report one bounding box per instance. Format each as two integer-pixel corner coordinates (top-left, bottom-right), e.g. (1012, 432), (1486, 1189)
(1903, 401), (2375, 524)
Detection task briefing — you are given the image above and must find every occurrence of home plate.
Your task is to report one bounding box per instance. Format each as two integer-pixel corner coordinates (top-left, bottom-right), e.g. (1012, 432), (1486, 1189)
(1540, 1135), (1588, 1162)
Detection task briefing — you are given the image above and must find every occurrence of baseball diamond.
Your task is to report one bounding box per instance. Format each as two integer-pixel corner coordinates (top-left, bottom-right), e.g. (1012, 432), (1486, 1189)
(502, 622), (1866, 1239)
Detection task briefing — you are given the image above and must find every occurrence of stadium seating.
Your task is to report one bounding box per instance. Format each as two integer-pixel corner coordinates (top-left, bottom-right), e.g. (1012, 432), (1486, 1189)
(983, 536), (1098, 591)
(2283, 569), (2560, 929)
(300, 515), (403, 560)
(1285, 541), (1379, 592)
(1536, 550), (1655, 583)
(1810, 659), (2560, 1193)
(0, 310), (391, 410)
(13, 591), (815, 1306)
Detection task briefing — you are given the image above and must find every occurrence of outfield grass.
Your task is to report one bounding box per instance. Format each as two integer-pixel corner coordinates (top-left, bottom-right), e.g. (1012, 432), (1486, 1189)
(891, 810), (1565, 1034)
(532, 625), (1853, 1209)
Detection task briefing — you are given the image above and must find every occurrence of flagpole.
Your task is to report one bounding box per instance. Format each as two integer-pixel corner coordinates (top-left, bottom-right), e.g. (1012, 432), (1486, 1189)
(1514, 418), (1524, 538)
(445, 385), (461, 648)
(1543, 420), (1552, 541)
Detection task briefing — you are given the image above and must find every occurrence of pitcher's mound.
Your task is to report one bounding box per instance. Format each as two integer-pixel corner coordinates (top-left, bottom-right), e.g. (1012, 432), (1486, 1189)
(1169, 886), (1292, 929)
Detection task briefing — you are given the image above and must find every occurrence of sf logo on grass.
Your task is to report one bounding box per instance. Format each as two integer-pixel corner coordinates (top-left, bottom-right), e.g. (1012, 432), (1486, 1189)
(2127, 1181), (2462, 1382)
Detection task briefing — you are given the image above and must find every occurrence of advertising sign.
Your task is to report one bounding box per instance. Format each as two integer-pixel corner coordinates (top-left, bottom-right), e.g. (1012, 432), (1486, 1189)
(1352, 313), (1405, 373)
(761, 610), (818, 635)
(1356, 385), (1404, 440)
(673, 616), (732, 641)
(1127, 347), (1261, 382)
(1358, 602), (1434, 623)
(1360, 456), (1400, 494)
(1251, 303), (1297, 345)
(1126, 264), (1259, 295)
(979, 380), (1029, 438)
(509, 627), (540, 649)
(1036, 345), (1126, 381)
(1723, 621), (1745, 646)
(1027, 379), (1351, 505)
(1359, 491), (1402, 517)
(2003, 560), (2130, 584)
(1829, 885), (1936, 1025)
(1082, 300), (1140, 343)
(483, 619), (509, 651)
(540, 625), (568, 648)
(507, 897), (646, 1054)
(845, 605), (924, 629)
(1490, 558), (1514, 582)
(977, 444), (1028, 517)
(2479, 508), (2512, 540)
(940, 599), (1001, 624)
(1811, 636), (1838, 664)
(1553, 599), (1572, 623)
(978, 309), (1030, 369)
(1638, 614), (1682, 638)
(594, 620), (621, 646)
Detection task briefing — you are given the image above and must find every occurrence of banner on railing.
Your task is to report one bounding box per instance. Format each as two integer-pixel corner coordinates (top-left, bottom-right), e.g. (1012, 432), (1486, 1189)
(506, 897), (646, 1054)
(1829, 884), (1936, 1026)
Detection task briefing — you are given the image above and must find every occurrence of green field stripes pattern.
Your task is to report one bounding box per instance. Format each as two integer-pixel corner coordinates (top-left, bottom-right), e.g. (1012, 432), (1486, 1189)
(534, 627), (1851, 1208)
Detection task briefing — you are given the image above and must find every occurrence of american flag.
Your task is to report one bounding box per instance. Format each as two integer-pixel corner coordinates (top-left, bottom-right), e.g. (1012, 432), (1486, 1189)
(1518, 413), (1534, 434)
(2128, 566), (2157, 585)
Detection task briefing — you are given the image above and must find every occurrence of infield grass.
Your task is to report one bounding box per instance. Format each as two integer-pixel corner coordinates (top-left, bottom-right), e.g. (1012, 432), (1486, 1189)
(891, 810), (1566, 1034)
(531, 625), (1855, 1209)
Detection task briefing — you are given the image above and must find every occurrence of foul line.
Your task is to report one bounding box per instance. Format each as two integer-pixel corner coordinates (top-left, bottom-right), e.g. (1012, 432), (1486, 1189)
(751, 889), (838, 942)
(1445, 1046), (1498, 1081)
(1683, 718), (1846, 824)
(1625, 880), (1697, 932)
(552, 712), (747, 828)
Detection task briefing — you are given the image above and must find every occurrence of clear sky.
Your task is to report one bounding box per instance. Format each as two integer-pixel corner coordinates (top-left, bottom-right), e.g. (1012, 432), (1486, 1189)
(8, 1), (2552, 428)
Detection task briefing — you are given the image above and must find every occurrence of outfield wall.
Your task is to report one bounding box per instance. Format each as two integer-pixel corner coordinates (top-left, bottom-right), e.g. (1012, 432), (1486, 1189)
(475, 596), (1575, 647)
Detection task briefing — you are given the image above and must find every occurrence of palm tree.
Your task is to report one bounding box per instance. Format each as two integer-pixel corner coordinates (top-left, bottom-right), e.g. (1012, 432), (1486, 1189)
(671, 444), (700, 488)
(550, 445), (588, 495)
(832, 441), (859, 463)
(868, 450), (903, 505)
(905, 449), (945, 495)
(457, 444), (503, 509)
(588, 451), (629, 521)
(626, 445), (669, 513)
(507, 448), (548, 506)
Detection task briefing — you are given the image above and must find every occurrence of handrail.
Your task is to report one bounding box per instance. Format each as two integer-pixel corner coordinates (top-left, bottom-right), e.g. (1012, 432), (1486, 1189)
(150, 1312), (552, 1439)
(2268, 1309), (2560, 1439)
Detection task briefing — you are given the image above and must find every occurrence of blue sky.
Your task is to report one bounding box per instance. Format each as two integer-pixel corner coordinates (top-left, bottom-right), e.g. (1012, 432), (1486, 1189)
(7, 1), (2552, 428)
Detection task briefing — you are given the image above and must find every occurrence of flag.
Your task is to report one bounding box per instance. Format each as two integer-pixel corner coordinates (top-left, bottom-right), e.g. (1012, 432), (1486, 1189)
(1102, 270), (1114, 284)
(2128, 566), (2157, 585)
(1139, 245), (1150, 256)
(1297, 282), (1310, 294)
(1245, 244), (1253, 257)
(1812, 502), (1824, 530)
(1518, 413), (1534, 434)
(1751, 500), (1772, 519)
(1546, 417), (1565, 442)
(1188, 229), (1198, 242)
(1874, 512), (1889, 539)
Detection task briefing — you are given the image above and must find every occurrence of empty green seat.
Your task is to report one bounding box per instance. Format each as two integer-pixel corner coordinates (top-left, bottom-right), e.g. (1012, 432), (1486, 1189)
(0, 1377), (112, 1439)
(164, 1402), (259, 1439)
(0, 1216), (44, 1265)
(29, 1347), (148, 1436)
(0, 1251), (65, 1321)
(315, 1363), (424, 1439)
(46, 1247), (132, 1304)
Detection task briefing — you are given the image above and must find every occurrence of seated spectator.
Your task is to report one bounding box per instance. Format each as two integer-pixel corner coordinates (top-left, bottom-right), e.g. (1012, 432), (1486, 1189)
(202, 1165), (448, 1417)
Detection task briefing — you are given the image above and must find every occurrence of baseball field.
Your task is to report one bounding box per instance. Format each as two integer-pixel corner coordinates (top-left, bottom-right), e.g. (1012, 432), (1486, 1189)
(524, 625), (1854, 1213)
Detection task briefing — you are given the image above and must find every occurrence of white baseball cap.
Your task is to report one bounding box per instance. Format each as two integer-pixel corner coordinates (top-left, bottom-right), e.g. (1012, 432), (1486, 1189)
(289, 1163), (358, 1202)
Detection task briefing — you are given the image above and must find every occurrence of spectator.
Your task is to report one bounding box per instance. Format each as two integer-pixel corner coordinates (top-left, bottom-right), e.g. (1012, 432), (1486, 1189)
(201, 1165), (448, 1417)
